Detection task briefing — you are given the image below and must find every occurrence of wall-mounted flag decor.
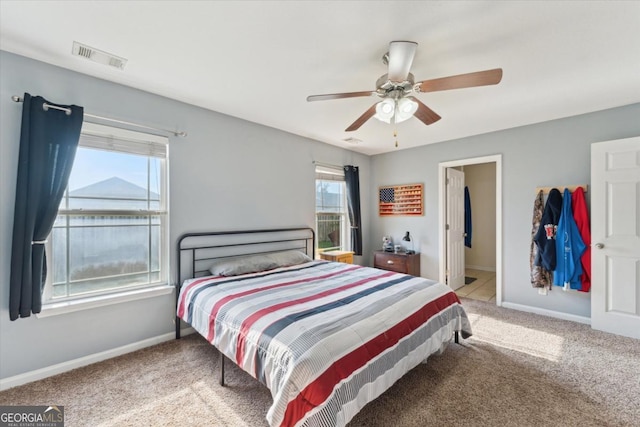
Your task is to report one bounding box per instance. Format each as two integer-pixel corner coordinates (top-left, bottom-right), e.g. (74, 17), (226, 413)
(378, 183), (423, 216)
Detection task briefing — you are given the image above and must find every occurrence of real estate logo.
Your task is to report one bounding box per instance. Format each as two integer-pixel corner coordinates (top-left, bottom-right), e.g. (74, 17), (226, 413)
(0, 406), (64, 427)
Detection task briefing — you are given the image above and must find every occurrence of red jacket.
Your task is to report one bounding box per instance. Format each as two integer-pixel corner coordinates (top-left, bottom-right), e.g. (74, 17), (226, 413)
(571, 187), (591, 292)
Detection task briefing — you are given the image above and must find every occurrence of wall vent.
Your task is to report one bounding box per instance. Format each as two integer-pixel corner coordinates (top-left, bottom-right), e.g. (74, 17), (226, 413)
(72, 41), (127, 70)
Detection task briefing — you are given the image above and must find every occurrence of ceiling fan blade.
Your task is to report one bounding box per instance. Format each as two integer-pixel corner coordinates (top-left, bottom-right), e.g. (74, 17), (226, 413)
(307, 91), (376, 102)
(387, 41), (418, 83)
(408, 96), (441, 125)
(345, 104), (377, 132)
(418, 68), (503, 93)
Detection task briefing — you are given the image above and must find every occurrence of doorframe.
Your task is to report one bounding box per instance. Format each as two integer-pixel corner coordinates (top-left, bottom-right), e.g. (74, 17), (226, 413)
(438, 154), (503, 305)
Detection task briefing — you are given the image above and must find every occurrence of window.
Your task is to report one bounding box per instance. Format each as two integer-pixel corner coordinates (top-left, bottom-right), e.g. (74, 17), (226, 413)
(43, 123), (168, 303)
(315, 165), (348, 254)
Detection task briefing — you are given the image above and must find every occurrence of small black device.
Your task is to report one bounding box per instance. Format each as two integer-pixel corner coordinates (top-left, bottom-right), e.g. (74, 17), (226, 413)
(402, 231), (415, 255)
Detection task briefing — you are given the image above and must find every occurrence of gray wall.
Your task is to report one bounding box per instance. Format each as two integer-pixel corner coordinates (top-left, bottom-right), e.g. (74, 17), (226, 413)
(0, 51), (371, 380)
(371, 102), (640, 319)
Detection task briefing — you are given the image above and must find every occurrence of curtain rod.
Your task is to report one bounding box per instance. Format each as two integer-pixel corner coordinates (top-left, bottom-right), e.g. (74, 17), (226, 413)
(11, 95), (187, 137)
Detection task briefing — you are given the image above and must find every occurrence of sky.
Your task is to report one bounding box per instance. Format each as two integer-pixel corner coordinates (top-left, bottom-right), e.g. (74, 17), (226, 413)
(68, 147), (160, 193)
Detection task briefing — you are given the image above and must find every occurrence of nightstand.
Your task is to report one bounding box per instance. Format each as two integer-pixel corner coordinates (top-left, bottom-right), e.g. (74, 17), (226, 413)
(320, 250), (354, 264)
(374, 250), (420, 276)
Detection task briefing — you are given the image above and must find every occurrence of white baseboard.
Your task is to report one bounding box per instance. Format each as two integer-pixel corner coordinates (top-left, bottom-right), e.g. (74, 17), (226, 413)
(501, 302), (591, 325)
(465, 265), (496, 272)
(0, 327), (195, 391)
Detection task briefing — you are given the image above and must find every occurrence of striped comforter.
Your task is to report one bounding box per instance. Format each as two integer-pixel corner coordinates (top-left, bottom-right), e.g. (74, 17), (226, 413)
(177, 260), (472, 427)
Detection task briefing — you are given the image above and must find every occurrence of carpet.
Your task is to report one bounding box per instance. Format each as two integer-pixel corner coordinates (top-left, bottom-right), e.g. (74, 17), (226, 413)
(465, 276), (477, 284)
(1, 298), (639, 426)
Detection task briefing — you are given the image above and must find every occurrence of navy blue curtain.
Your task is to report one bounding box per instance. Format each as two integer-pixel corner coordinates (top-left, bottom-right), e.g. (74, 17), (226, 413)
(9, 93), (83, 320)
(343, 165), (362, 256)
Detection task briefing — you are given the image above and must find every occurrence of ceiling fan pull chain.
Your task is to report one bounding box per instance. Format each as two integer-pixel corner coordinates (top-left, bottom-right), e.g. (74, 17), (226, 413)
(394, 128), (398, 148)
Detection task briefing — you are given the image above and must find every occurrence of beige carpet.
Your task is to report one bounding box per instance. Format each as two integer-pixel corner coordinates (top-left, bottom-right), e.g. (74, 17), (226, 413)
(1, 298), (639, 427)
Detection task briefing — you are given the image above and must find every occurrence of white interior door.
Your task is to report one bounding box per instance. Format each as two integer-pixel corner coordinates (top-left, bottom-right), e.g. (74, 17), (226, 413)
(591, 136), (640, 339)
(446, 168), (465, 290)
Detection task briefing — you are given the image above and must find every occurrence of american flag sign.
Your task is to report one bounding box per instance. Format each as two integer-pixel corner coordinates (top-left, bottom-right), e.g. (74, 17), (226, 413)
(379, 187), (395, 202)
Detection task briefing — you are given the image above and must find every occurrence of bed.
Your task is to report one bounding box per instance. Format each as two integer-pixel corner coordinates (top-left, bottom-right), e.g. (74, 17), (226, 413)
(175, 228), (472, 427)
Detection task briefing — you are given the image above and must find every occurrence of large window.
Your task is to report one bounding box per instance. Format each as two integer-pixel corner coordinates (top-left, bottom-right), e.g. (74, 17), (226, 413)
(43, 123), (168, 302)
(315, 166), (348, 254)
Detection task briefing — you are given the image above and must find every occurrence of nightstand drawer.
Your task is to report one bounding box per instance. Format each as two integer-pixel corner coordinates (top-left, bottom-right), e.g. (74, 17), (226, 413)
(374, 253), (409, 272)
(374, 251), (420, 276)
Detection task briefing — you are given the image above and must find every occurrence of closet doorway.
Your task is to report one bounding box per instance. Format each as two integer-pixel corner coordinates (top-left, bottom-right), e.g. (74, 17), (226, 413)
(438, 155), (503, 306)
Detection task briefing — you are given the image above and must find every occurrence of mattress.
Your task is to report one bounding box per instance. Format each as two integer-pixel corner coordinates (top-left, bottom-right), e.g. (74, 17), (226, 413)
(177, 259), (472, 427)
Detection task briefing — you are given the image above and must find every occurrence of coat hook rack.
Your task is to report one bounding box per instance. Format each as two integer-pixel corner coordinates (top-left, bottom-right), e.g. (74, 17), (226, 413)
(535, 185), (588, 195)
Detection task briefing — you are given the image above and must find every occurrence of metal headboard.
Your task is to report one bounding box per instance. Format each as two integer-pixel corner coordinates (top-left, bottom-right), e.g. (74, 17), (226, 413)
(175, 227), (315, 339)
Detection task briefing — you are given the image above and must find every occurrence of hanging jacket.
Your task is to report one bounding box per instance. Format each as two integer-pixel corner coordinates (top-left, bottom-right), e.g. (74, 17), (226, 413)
(554, 188), (586, 290)
(464, 186), (472, 248)
(530, 190), (553, 289)
(572, 187), (591, 292)
(534, 188), (562, 271)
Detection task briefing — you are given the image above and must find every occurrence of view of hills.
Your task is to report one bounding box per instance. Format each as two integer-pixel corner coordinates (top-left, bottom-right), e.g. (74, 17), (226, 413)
(52, 177), (161, 297)
(65, 177), (160, 210)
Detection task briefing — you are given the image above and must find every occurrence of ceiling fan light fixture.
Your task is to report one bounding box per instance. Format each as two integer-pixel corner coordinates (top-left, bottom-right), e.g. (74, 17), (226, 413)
(307, 40), (502, 134)
(396, 98), (418, 123)
(375, 98), (395, 123)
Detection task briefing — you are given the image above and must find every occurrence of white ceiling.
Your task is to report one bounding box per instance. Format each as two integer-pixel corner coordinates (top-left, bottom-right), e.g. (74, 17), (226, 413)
(1, 1), (639, 155)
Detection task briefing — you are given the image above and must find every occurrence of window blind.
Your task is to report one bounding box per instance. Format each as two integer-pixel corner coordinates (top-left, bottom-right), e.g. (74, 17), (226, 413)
(80, 122), (167, 157)
(315, 165), (344, 182)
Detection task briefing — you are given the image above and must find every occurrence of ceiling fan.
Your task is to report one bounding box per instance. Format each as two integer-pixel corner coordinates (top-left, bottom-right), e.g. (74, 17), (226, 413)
(307, 41), (503, 132)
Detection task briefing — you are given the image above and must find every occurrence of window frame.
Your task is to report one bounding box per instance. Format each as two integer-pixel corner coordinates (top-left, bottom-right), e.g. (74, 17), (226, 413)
(315, 166), (349, 254)
(42, 122), (170, 307)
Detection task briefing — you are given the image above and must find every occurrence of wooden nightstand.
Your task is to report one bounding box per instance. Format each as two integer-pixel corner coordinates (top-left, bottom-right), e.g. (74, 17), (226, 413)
(374, 250), (420, 276)
(319, 250), (354, 264)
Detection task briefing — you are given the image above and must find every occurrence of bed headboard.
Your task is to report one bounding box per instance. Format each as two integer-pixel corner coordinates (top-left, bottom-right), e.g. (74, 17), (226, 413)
(176, 227), (315, 285)
(175, 227), (315, 338)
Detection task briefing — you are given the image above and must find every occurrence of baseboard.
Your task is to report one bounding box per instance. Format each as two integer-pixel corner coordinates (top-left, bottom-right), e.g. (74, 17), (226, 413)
(0, 326), (195, 391)
(501, 302), (591, 325)
(465, 265), (496, 272)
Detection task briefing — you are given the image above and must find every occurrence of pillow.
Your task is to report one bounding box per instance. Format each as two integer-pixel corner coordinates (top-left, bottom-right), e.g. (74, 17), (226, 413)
(266, 250), (312, 268)
(209, 250), (311, 276)
(209, 254), (276, 276)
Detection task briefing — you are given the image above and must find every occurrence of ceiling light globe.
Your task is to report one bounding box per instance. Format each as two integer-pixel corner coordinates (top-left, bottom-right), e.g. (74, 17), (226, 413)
(395, 98), (418, 123)
(374, 99), (395, 123)
(398, 98), (418, 114)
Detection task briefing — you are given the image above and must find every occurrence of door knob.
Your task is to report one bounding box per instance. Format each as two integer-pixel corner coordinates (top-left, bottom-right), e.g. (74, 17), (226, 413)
(594, 243), (604, 249)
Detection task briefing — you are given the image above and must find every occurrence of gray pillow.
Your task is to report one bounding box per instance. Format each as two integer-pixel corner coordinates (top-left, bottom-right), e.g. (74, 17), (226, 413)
(266, 250), (312, 268)
(209, 250), (312, 276)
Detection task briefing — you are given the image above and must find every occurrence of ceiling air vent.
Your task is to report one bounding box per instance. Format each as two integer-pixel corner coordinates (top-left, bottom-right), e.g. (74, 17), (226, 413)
(342, 137), (362, 145)
(72, 41), (127, 70)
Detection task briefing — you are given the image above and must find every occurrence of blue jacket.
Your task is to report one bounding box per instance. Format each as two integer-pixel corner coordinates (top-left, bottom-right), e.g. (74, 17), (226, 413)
(464, 186), (472, 248)
(553, 188), (586, 289)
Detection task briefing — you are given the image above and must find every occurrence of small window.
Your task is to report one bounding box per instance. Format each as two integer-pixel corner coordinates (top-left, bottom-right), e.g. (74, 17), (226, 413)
(315, 166), (348, 254)
(44, 123), (168, 302)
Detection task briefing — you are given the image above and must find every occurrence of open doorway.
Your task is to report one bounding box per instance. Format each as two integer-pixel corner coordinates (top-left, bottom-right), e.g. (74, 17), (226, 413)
(438, 155), (503, 306)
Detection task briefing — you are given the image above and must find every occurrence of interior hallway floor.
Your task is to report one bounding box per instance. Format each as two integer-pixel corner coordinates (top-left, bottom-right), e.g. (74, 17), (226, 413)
(455, 268), (496, 302)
